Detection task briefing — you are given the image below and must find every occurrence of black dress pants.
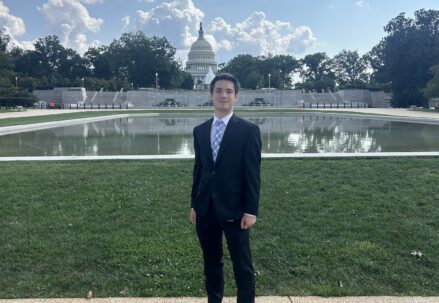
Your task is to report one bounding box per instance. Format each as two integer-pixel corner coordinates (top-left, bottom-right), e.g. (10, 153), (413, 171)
(196, 205), (255, 303)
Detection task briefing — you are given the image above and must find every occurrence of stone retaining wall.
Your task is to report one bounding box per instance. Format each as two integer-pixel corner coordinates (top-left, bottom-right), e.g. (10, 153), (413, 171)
(33, 88), (393, 108)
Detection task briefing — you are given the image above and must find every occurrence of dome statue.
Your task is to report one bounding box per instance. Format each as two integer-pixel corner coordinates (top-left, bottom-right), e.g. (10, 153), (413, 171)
(186, 23), (218, 89)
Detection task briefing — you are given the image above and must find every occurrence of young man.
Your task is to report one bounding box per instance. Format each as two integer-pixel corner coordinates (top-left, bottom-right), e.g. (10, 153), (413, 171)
(190, 73), (262, 303)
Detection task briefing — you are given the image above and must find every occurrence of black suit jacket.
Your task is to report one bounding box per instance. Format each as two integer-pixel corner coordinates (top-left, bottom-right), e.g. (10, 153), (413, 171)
(191, 114), (262, 221)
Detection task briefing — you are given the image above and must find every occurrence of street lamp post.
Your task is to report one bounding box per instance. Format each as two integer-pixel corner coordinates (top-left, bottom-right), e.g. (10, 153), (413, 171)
(268, 73), (271, 89)
(81, 78), (84, 88)
(131, 82), (134, 90)
(155, 72), (159, 97)
(155, 72), (158, 90)
(15, 76), (18, 89)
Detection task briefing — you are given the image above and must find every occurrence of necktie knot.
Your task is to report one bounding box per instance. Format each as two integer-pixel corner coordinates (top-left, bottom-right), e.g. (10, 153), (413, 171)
(215, 120), (225, 128)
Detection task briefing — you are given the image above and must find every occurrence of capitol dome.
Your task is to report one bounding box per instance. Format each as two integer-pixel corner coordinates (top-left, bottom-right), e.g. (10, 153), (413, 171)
(186, 23), (218, 89)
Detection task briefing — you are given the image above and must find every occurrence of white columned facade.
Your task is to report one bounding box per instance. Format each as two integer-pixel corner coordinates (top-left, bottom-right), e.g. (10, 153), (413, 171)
(186, 23), (218, 89)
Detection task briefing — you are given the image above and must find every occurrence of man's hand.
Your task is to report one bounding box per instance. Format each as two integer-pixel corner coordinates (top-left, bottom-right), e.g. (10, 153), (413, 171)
(190, 208), (196, 224)
(240, 214), (256, 229)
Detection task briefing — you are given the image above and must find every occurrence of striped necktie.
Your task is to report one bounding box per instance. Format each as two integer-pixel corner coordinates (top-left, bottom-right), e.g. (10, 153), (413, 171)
(212, 120), (225, 162)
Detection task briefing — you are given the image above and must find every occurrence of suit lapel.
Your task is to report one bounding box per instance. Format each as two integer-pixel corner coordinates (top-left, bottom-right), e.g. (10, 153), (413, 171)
(215, 114), (241, 164)
(202, 118), (214, 166)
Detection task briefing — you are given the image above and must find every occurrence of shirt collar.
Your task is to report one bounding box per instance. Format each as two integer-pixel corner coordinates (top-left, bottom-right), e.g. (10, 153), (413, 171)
(213, 111), (233, 127)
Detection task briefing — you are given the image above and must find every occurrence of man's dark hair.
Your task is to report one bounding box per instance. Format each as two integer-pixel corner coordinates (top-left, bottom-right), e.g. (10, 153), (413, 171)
(210, 73), (240, 95)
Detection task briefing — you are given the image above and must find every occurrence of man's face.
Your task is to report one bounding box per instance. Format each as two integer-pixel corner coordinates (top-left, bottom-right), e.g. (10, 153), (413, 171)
(211, 80), (237, 116)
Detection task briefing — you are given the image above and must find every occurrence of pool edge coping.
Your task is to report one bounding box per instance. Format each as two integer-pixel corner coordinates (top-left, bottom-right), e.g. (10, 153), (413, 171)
(1, 152), (438, 161)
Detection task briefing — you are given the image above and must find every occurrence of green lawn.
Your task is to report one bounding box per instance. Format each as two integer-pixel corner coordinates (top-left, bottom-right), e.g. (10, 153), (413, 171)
(1, 158), (438, 298)
(0, 110), (147, 127)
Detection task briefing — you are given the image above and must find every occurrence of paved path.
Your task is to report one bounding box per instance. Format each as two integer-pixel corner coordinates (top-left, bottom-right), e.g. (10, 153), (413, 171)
(0, 108), (438, 120)
(313, 108), (439, 120)
(0, 109), (93, 119)
(1, 296), (438, 303)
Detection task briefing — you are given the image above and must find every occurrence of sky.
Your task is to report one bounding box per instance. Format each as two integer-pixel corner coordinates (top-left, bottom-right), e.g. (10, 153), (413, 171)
(1, 0), (439, 65)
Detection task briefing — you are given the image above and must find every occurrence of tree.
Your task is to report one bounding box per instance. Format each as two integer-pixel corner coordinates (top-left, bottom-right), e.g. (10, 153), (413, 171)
(423, 64), (439, 99)
(33, 35), (66, 75)
(11, 47), (40, 77)
(299, 52), (335, 92)
(220, 54), (260, 89)
(150, 36), (190, 89)
(58, 48), (89, 79)
(181, 73), (194, 90)
(258, 54), (299, 89)
(0, 28), (40, 98)
(0, 27), (10, 54)
(84, 46), (111, 79)
(105, 32), (188, 89)
(332, 49), (368, 89)
(371, 9), (439, 107)
(220, 54), (298, 89)
(0, 27), (15, 93)
(364, 40), (390, 89)
(9, 31), (191, 90)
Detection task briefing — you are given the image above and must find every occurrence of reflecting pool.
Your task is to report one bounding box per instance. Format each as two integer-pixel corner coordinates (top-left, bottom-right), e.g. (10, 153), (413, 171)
(1, 113), (438, 156)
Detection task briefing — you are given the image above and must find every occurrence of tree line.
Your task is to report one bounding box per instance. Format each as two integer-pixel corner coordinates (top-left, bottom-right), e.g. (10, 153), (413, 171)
(1, 9), (439, 107)
(0, 31), (194, 94)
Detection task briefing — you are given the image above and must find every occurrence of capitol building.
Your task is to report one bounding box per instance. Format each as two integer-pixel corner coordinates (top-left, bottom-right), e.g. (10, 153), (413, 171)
(186, 23), (218, 89)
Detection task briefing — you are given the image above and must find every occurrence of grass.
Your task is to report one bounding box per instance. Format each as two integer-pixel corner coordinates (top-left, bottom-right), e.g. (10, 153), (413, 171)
(0, 110), (147, 127)
(0, 158), (438, 298)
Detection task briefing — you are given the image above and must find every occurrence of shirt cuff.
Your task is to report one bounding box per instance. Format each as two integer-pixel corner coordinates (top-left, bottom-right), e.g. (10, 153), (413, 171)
(244, 213), (256, 217)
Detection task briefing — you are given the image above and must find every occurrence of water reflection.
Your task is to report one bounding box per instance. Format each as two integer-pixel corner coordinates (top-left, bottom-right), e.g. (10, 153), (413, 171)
(0, 114), (438, 156)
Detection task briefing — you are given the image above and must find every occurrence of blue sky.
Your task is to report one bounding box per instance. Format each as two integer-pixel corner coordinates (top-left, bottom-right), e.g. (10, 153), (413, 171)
(1, 0), (439, 64)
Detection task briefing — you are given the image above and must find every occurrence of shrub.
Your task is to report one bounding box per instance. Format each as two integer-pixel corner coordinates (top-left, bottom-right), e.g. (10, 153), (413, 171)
(0, 96), (37, 108)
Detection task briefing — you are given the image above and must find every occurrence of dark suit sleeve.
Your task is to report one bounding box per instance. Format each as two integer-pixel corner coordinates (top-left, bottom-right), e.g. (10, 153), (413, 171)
(243, 124), (262, 216)
(191, 127), (202, 208)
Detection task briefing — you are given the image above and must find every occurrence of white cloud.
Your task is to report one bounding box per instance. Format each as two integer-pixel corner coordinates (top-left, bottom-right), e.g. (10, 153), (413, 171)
(0, 0), (26, 36)
(39, 0), (103, 54)
(0, 1), (35, 50)
(1, 25), (36, 51)
(15, 40), (36, 50)
(134, 0), (316, 64)
(208, 11), (316, 57)
(355, 0), (371, 9)
(79, 0), (104, 4)
(121, 15), (130, 29)
(135, 0), (204, 48)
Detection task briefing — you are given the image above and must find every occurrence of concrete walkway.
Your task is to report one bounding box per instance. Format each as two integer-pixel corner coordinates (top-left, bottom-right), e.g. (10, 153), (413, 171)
(1, 296), (438, 303)
(0, 109), (94, 119)
(313, 108), (439, 120)
(0, 108), (438, 121)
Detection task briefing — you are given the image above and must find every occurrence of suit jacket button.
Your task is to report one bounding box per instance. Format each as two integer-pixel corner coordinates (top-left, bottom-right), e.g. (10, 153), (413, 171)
(212, 171), (215, 175)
